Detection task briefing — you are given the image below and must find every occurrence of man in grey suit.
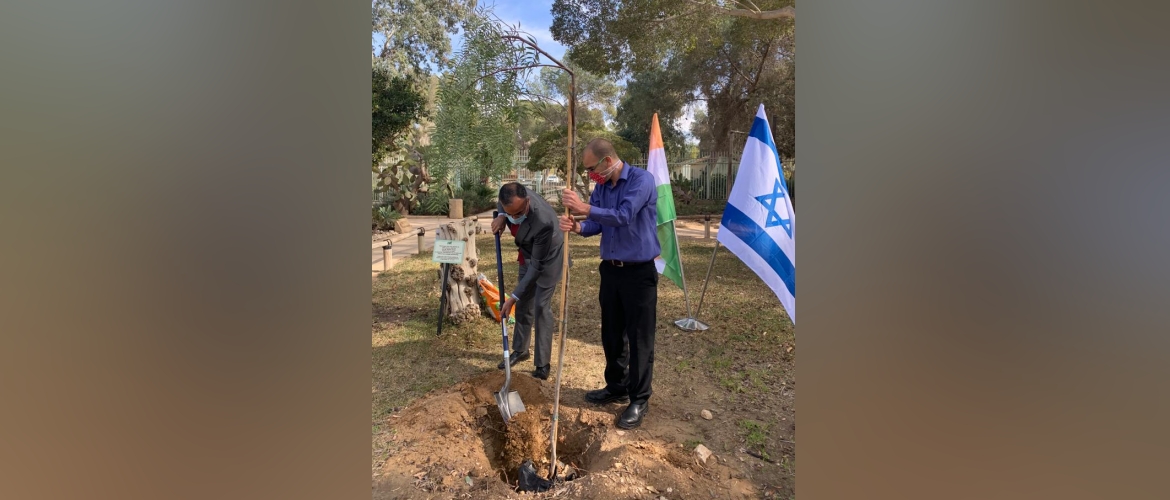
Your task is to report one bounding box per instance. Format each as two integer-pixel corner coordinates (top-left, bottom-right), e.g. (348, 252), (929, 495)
(492, 182), (565, 380)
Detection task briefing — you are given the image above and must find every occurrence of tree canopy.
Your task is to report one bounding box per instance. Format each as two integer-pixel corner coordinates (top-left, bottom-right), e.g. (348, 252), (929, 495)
(429, 13), (531, 188)
(372, 66), (426, 168)
(614, 63), (691, 155)
(372, 0), (477, 78)
(552, 0), (795, 157)
(515, 57), (621, 148)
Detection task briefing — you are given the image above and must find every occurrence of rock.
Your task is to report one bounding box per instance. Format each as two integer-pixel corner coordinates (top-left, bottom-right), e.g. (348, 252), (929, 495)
(475, 407), (488, 418)
(700, 410), (713, 420)
(667, 488), (673, 493)
(616, 430), (626, 436)
(393, 218), (412, 233)
(694, 444), (713, 464)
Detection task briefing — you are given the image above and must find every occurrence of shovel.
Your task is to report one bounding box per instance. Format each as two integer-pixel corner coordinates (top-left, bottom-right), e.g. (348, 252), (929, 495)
(492, 212), (525, 423)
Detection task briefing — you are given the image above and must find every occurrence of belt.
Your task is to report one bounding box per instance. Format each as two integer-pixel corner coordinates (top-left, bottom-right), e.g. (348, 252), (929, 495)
(603, 259), (653, 268)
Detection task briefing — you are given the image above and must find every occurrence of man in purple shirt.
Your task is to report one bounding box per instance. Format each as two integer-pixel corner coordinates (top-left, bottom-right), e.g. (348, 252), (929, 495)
(559, 138), (660, 430)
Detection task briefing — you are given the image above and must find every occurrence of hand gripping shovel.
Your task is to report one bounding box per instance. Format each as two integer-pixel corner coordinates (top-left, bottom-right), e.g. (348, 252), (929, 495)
(492, 212), (525, 424)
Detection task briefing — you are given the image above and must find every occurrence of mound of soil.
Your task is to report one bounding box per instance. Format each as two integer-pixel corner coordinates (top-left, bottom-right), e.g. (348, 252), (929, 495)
(374, 371), (758, 499)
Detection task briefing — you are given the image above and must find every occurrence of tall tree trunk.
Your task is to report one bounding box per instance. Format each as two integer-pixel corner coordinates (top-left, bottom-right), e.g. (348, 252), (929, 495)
(437, 217), (481, 324)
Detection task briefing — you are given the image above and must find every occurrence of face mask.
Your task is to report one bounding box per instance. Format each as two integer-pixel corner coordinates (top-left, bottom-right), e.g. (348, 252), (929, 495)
(505, 200), (528, 224)
(588, 160), (618, 184)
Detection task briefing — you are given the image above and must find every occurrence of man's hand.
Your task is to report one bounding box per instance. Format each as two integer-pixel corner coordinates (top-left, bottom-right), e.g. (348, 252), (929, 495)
(561, 189), (590, 216)
(558, 215), (579, 233)
(491, 214), (507, 234)
(501, 295), (517, 318)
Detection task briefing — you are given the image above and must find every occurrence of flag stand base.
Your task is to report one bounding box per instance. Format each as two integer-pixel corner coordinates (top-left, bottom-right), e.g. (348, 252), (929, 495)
(674, 317), (709, 331)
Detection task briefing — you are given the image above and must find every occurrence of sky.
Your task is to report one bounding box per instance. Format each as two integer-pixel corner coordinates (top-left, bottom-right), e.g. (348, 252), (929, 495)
(370, 1), (567, 67)
(372, 0), (697, 138)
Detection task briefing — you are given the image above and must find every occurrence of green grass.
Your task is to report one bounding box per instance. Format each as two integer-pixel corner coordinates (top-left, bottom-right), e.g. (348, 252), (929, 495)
(709, 355), (733, 372)
(739, 419), (770, 457)
(747, 369), (768, 390)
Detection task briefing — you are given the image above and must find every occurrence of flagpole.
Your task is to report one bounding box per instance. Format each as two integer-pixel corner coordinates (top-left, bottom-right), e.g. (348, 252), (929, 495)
(672, 218), (708, 331)
(677, 230), (719, 331)
(673, 219), (692, 318)
(692, 239), (721, 322)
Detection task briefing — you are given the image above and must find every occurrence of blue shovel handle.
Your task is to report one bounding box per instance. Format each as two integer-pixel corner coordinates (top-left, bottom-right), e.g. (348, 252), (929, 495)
(493, 211), (511, 354)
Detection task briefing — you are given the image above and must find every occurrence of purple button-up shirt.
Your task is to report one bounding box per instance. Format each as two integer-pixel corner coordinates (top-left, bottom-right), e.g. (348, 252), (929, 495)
(578, 162), (661, 262)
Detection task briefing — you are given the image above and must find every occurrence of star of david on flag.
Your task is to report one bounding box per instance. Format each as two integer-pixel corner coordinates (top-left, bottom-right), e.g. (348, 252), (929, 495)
(755, 180), (792, 236)
(717, 104), (796, 324)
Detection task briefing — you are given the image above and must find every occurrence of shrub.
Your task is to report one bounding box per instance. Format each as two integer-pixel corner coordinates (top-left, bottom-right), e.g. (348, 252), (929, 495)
(372, 205), (402, 230)
(415, 190), (450, 216)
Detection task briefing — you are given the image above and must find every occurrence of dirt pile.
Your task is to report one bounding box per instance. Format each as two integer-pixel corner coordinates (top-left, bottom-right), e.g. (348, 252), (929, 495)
(373, 371), (758, 499)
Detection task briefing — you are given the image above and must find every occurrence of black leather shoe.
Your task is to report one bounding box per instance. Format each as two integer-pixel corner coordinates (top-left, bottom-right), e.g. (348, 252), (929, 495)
(584, 387), (629, 405)
(497, 351), (529, 370)
(616, 401), (648, 429)
(532, 365), (550, 380)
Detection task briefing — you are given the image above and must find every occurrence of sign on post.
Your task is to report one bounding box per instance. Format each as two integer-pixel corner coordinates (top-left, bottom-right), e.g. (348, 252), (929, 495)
(432, 239), (466, 264)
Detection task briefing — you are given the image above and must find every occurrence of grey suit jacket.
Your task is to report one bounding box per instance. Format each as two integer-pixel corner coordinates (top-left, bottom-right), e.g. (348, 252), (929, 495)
(498, 193), (565, 300)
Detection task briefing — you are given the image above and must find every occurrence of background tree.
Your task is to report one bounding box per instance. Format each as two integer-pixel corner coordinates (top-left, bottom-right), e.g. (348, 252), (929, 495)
(372, 67), (426, 167)
(371, 0), (475, 216)
(689, 108), (713, 151)
(372, 0), (477, 78)
(526, 122), (641, 200)
(614, 63), (691, 156)
(429, 14), (530, 194)
(515, 57), (620, 149)
(372, 66), (432, 215)
(552, 0), (795, 158)
(681, 14), (793, 154)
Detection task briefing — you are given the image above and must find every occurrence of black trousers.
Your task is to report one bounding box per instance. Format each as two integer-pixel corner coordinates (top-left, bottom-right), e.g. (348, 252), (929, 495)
(599, 260), (658, 404)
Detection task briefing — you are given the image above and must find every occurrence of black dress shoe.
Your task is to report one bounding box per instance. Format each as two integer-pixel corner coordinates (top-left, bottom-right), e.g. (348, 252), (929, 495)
(616, 401), (648, 429)
(532, 365), (550, 380)
(584, 387), (629, 405)
(497, 351), (529, 370)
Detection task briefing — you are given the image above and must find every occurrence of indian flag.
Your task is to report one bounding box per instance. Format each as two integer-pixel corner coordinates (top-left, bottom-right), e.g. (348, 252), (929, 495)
(647, 113), (685, 291)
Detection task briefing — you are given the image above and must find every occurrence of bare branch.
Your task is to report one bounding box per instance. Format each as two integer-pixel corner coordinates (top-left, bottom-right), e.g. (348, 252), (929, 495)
(722, 47), (755, 85)
(731, 0), (762, 13)
(502, 35), (574, 77)
(685, 0), (794, 20)
(517, 90), (565, 108)
(749, 38), (774, 91)
(465, 64), (564, 91)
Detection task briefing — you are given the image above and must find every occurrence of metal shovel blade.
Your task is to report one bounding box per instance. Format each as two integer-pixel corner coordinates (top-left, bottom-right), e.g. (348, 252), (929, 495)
(494, 390), (526, 422)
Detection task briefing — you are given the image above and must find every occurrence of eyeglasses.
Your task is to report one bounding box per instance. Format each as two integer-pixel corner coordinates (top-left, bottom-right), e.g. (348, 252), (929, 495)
(586, 156), (609, 171)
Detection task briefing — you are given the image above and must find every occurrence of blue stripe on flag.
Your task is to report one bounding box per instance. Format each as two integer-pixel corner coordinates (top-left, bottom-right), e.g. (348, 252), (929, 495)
(747, 116), (790, 197)
(721, 203), (796, 296)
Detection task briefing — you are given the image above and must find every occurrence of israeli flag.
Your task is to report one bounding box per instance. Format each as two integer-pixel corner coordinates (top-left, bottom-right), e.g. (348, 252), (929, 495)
(717, 104), (796, 324)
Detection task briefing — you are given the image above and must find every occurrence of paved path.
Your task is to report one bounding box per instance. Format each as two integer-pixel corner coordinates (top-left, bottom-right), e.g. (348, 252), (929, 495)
(372, 210), (495, 273)
(372, 210), (721, 274)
